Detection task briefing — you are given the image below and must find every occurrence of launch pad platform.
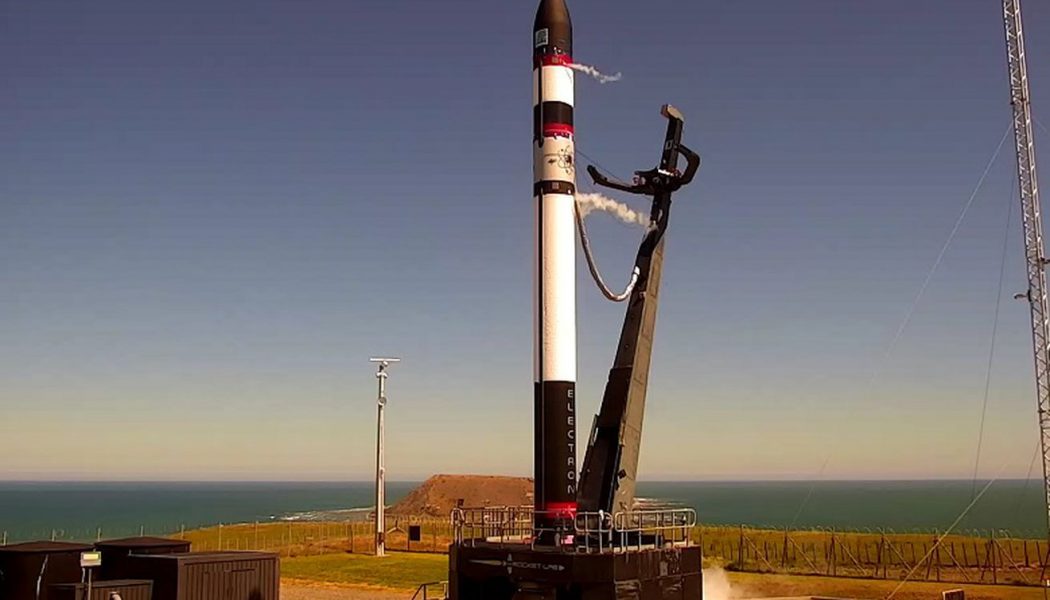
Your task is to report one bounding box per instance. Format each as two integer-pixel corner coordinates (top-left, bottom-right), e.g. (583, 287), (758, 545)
(448, 507), (703, 600)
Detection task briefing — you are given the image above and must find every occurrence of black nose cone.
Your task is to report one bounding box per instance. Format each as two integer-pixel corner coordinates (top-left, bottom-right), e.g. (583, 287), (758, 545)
(534, 0), (572, 57)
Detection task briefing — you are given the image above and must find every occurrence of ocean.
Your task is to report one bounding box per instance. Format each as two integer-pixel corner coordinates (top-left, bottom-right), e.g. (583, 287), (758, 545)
(0, 480), (1042, 543)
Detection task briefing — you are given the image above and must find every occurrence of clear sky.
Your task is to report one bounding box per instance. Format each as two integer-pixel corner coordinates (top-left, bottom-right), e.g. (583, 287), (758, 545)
(3, 0), (1049, 481)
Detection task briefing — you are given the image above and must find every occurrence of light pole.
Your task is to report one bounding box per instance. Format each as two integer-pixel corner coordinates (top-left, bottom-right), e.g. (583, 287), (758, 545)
(370, 357), (400, 557)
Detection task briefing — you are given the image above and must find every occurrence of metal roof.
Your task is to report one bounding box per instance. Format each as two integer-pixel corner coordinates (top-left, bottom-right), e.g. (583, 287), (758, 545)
(0, 541), (94, 553)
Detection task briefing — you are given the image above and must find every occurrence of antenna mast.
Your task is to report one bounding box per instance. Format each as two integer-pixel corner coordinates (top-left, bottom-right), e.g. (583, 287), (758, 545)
(1002, 0), (1050, 547)
(370, 356), (400, 557)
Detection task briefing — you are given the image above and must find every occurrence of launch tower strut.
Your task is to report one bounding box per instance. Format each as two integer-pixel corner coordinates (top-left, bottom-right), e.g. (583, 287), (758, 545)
(577, 105), (699, 515)
(1001, 0), (1050, 551)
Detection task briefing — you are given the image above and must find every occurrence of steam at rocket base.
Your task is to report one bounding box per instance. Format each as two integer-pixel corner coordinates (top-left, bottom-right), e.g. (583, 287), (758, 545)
(533, 0), (578, 539)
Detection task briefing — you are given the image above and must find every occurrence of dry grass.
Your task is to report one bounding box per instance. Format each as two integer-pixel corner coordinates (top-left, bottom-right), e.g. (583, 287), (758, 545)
(174, 520), (452, 556)
(281, 552), (447, 590)
(275, 552), (1042, 600)
(174, 521), (1046, 594)
(727, 571), (1042, 600)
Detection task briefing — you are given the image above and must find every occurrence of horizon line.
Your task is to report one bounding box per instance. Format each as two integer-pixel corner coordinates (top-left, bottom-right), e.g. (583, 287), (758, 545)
(0, 477), (1041, 484)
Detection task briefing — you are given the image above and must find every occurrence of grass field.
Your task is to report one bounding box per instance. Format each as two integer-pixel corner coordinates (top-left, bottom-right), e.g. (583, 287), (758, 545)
(283, 552), (448, 591)
(174, 519), (452, 555)
(279, 551), (1043, 600)
(726, 571), (1043, 600)
(171, 521), (1048, 595)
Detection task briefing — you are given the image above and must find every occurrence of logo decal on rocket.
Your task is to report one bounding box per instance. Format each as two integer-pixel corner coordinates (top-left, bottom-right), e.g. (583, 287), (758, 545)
(544, 148), (574, 175)
(535, 29), (549, 48)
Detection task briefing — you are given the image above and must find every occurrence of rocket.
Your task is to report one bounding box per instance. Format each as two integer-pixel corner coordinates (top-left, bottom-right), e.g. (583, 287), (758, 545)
(533, 0), (577, 535)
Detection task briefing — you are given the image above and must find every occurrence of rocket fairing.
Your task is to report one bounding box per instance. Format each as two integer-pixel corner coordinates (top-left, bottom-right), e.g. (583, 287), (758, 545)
(533, 0), (577, 531)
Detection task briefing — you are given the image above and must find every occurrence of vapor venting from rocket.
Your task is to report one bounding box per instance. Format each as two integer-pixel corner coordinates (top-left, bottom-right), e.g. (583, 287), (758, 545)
(576, 193), (649, 228)
(568, 63), (622, 84)
(702, 568), (737, 600)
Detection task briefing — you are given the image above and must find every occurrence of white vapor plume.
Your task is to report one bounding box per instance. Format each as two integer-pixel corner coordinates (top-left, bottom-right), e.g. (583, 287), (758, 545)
(568, 62), (622, 84)
(576, 193), (649, 228)
(702, 568), (735, 600)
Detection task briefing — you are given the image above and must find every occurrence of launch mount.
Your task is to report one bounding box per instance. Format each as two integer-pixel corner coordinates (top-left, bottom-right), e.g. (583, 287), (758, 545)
(450, 106), (702, 600)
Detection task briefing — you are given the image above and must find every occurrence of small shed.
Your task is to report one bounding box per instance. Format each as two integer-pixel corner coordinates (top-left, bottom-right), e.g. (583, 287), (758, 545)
(119, 552), (278, 600)
(94, 537), (190, 580)
(50, 579), (153, 600)
(0, 541), (95, 600)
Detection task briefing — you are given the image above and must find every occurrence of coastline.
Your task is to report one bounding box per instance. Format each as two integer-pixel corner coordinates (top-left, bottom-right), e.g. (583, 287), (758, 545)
(0, 480), (1044, 544)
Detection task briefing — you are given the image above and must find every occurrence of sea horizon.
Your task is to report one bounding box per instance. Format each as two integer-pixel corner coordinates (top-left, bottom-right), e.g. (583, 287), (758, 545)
(0, 479), (1043, 544)
(0, 477), (1040, 484)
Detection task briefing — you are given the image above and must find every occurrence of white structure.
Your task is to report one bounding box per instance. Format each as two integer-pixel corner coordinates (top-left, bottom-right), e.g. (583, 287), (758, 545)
(532, 0), (579, 524)
(370, 357), (400, 557)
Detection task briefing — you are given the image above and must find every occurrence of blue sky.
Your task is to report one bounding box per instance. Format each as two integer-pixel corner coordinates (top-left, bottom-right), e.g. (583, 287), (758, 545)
(2, 0), (1049, 480)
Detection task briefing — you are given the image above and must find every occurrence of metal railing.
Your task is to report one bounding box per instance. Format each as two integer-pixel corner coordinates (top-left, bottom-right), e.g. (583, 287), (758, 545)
(610, 508), (696, 552)
(451, 506), (696, 554)
(410, 580), (448, 600)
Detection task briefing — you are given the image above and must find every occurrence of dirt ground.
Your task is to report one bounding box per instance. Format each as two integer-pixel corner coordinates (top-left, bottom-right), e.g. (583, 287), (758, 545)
(282, 572), (1043, 600)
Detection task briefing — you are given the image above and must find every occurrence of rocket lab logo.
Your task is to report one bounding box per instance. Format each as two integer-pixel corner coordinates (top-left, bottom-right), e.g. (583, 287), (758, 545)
(544, 148), (574, 175)
(470, 554), (567, 575)
(535, 28), (549, 48)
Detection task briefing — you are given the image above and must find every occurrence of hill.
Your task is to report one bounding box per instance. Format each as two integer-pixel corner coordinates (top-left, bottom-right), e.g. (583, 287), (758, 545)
(388, 474), (533, 517)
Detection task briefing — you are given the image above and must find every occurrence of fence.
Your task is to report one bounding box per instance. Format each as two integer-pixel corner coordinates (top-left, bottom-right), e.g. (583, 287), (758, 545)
(176, 516), (455, 557)
(696, 525), (1048, 587)
(7, 519), (1048, 587)
(1, 515), (455, 557)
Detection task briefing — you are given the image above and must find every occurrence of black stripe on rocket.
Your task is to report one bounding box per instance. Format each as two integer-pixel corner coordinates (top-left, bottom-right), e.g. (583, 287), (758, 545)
(534, 381), (577, 511)
(533, 103), (574, 141)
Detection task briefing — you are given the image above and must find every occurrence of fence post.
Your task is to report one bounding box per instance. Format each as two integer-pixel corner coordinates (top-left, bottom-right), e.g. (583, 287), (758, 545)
(990, 531), (997, 584)
(254, 521), (259, 550)
(737, 526), (744, 567)
(935, 536), (942, 582)
(1040, 541), (1050, 584)
(219, 523), (223, 552)
(2, 531), (6, 546)
(976, 540), (985, 580)
(140, 525), (144, 537)
(928, 538), (936, 580)
(781, 529), (788, 568)
(874, 536), (883, 578)
(97, 528), (102, 542)
(828, 532), (836, 576)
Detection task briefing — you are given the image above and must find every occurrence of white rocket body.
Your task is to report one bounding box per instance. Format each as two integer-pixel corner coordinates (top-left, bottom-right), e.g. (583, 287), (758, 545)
(532, 0), (578, 525)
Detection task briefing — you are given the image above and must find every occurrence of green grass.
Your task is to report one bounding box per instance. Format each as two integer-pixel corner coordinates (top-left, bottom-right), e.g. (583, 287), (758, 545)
(171, 521), (1046, 589)
(174, 520), (451, 555)
(282, 552), (448, 590)
(278, 551), (1042, 600)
